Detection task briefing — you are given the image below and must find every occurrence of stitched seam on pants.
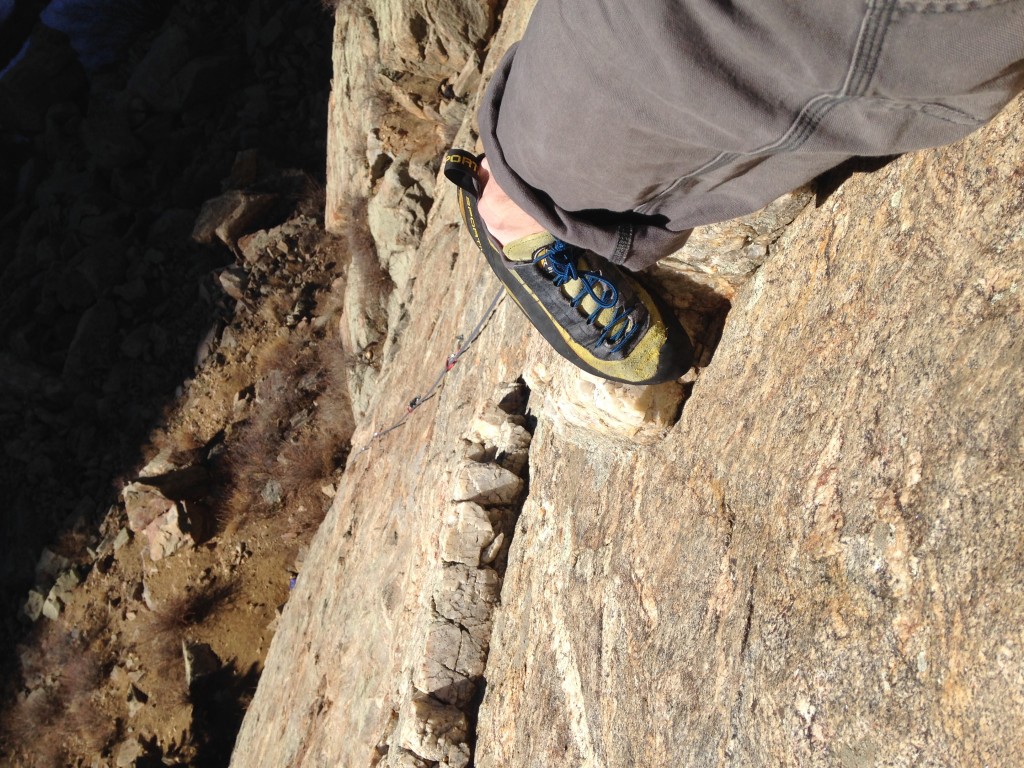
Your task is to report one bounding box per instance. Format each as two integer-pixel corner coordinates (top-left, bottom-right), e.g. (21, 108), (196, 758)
(870, 97), (985, 125)
(613, 224), (634, 263)
(896, 0), (1018, 12)
(743, 0), (896, 156)
(636, 0), (897, 212)
(845, 0), (897, 95)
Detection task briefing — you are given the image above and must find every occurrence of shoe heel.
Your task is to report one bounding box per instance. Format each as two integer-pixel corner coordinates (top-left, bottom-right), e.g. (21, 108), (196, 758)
(443, 149), (484, 196)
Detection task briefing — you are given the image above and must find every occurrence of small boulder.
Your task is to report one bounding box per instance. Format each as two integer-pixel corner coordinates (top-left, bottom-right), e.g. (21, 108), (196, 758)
(525, 364), (685, 445)
(41, 591), (62, 620)
(432, 565), (499, 639)
(114, 738), (145, 767)
(113, 527), (131, 551)
(192, 191), (277, 248)
(183, 641), (221, 688)
(218, 265), (249, 301)
(138, 464), (211, 501)
(451, 461), (523, 507)
(383, 748), (431, 768)
(23, 590), (45, 622)
(439, 502), (496, 567)
(397, 695), (470, 768)
(122, 483), (176, 533)
(35, 548), (70, 586)
(142, 504), (194, 561)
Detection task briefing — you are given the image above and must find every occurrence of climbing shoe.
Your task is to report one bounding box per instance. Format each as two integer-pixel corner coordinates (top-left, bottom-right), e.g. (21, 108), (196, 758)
(443, 148), (694, 385)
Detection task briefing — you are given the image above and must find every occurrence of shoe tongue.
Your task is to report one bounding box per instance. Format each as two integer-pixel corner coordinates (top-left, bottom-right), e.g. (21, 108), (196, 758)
(503, 232), (556, 263)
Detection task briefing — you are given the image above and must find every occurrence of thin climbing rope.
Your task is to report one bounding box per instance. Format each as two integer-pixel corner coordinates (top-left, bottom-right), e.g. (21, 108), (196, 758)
(350, 288), (505, 457)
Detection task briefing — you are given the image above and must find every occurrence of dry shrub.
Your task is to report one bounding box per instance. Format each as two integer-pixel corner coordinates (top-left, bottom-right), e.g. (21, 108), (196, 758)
(143, 404), (206, 473)
(220, 417), (284, 531)
(345, 196), (392, 301)
(277, 434), (337, 489)
(141, 627), (184, 682)
(333, 197), (389, 400)
(3, 688), (65, 768)
(64, 693), (117, 758)
(2, 626), (114, 767)
(137, 579), (237, 683)
(258, 290), (296, 327)
(147, 422), (204, 457)
(346, 198), (381, 274)
(311, 198), (385, 357)
(206, 196), (371, 535)
(59, 648), (115, 760)
(60, 644), (104, 694)
(318, 341), (355, 437)
(292, 173), (327, 219)
(16, 623), (102, 692)
(50, 527), (93, 560)
(312, 233), (349, 330)
(150, 580), (238, 631)
(255, 333), (310, 382)
(223, 415), (341, 533)
(218, 327), (354, 533)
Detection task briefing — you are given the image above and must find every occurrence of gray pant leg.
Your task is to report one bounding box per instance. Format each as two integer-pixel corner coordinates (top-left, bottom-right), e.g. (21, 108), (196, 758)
(479, 0), (1024, 270)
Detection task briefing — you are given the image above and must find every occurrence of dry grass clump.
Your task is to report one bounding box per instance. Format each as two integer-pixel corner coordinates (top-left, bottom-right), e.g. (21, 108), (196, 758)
(328, 197), (389, 438)
(291, 173), (328, 219)
(343, 197), (392, 342)
(3, 688), (66, 768)
(149, 579), (238, 632)
(318, 339), (355, 430)
(145, 421), (204, 458)
(346, 197), (389, 289)
(137, 579), (238, 680)
(316, 199), (388, 378)
(63, 692), (117, 759)
(2, 625), (115, 767)
(219, 328), (354, 534)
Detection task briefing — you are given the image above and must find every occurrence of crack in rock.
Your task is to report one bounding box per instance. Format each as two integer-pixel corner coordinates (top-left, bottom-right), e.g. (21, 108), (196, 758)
(384, 380), (533, 768)
(439, 502), (497, 567)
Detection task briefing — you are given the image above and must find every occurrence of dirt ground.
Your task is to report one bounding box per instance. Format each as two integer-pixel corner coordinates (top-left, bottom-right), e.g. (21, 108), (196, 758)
(0, 1), (355, 765)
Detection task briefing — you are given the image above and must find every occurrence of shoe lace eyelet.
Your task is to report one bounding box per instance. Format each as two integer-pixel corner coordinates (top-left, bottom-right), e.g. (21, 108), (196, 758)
(532, 240), (642, 354)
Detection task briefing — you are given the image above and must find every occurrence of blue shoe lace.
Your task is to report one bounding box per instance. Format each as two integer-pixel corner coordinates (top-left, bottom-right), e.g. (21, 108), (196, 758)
(532, 240), (642, 354)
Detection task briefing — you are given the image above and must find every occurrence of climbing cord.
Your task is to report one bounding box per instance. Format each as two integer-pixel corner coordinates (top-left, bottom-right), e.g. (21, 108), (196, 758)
(350, 288), (505, 458)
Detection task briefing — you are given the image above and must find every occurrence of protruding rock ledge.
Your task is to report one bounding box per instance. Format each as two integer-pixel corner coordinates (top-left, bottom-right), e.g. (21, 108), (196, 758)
(524, 362), (687, 445)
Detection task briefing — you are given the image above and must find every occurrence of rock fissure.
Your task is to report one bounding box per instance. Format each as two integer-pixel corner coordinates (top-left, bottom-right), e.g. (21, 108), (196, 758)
(388, 379), (534, 768)
(738, 565), (757, 658)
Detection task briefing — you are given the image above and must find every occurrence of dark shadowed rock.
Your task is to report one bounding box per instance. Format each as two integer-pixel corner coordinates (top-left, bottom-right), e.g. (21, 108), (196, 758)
(218, 265), (249, 301)
(62, 298), (118, 380)
(192, 191), (278, 248)
(183, 641), (221, 688)
(0, 26), (86, 133)
(138, 465), (211, 502)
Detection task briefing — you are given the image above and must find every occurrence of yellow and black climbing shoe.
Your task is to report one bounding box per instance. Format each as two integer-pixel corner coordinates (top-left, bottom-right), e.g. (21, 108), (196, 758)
(443, 148), (694, 385)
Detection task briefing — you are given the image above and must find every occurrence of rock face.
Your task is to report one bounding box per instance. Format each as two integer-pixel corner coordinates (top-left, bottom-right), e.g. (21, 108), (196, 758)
(324, 0), (496, 225)
(324, 0), (497, 420)
(655, 184), (814, 300)
(231, 2), (1024, 766)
